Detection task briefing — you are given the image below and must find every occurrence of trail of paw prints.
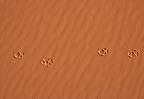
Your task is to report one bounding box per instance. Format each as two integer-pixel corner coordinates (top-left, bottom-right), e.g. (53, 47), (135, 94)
(40, 57), (54, 68)
(128, 49), (140, 59)
(97, 48), (109, 56)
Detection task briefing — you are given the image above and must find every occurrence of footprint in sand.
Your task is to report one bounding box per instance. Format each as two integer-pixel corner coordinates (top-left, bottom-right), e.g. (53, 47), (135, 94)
(13, 51), (24, 60)
(98, 48), (109, 56)
(40, 57), (54, 67)
(128, 49), (139, 59)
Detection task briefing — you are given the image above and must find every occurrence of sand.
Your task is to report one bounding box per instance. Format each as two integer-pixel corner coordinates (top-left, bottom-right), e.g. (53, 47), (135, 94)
(0, 0), (144, 99)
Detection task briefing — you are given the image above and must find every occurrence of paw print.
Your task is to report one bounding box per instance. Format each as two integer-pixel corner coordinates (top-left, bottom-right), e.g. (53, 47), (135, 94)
(128, 49), (139, 59)
(40, 57), (54, 67)
(13, 51), (24, 60)
(98, 48), (109, 56)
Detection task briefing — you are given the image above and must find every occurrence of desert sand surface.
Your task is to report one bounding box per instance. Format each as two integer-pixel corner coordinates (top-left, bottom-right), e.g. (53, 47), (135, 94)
(0, 0), (144, 99)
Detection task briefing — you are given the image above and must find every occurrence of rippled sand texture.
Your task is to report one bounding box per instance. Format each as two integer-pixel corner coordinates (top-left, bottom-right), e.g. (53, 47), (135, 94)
(0, 0), (144, 99)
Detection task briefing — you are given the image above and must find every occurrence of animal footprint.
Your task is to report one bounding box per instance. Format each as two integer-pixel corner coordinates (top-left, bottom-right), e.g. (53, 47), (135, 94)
(128, 49), (139, 59)
(40, 57), (54, 67)
(98, 48), (109, 56)
(13, 51), (24, 60)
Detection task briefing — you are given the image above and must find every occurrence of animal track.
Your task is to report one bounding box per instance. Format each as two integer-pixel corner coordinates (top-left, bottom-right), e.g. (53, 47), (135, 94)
(128, 49), (139, 59)
(10, 48), (142, 66)
(98, 48), (109, 56)
(13, 51), (24, 60)
(40, 57), (54, 67)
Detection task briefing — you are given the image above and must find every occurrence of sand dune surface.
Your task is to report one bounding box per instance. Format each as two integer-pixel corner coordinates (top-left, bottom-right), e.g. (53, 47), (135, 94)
(0, 0), (144, 99)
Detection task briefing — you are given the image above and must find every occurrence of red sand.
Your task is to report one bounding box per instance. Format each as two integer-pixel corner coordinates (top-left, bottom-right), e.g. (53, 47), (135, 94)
(0, 0), (144, 99)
